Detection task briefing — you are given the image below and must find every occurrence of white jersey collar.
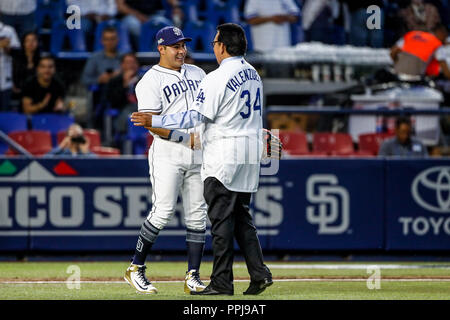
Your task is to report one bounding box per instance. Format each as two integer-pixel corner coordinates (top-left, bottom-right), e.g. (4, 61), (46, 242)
(220, 56), (244, 66)
(154, 64), (186, 77)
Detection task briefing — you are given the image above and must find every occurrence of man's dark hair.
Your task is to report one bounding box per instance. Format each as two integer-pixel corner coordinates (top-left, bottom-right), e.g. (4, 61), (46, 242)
(395, 116), (411, 128)
(37, 54), (55, 66)
(120, 52), (138, 63)
(102, 26), (118, 36)
(217, 23), (247, 56)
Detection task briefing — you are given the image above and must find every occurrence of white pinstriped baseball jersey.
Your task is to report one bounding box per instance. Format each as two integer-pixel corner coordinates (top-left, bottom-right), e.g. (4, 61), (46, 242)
(135, 63), (205, 136)
(151, 56), (265, 192)
(134, 62), (207, 231)
(191, 56), (264, 193)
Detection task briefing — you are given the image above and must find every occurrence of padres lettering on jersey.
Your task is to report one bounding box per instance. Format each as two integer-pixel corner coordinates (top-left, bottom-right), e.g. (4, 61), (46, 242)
(163, 79), (202, 104)
(136, 64), (205, 118)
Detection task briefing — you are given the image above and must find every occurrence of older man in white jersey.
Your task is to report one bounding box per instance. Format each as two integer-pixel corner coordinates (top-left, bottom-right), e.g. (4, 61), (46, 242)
(131, 23), (273, 296)
(124, 26), (207, 295)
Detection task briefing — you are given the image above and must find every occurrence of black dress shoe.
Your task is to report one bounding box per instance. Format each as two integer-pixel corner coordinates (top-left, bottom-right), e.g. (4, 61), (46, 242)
(190, 285), (233, 296)
(243, 277), (273, 295)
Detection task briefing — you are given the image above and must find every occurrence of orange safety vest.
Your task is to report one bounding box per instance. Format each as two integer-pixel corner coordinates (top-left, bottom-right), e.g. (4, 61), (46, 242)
(401, 31), (442, 76)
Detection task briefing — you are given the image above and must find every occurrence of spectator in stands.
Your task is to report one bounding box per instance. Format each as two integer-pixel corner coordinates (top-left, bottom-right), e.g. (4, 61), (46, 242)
(343, 0), (385, 48)
(116, 0), (183, 50)
(399, 0), (441, 33)
(0, 0), (36, 38)
(105, 52), (140, 134)
(378, 116), (428, 157)
(46, 123), (96, 156)
(12, 31), (41, 100)
(244, 0), (300, 52)
(81, 26), (121, 128)
(0, 21), (20, 111)
(21, 55), (66, 115)
(66, 0), (118, 51)
(390, 23), (450, 79)
(81, 26), (121, 89)
(301, 0), (342, 45)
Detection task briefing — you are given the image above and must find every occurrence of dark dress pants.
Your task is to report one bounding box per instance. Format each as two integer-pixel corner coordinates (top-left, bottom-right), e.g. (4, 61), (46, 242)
(203, 177), (271, 293)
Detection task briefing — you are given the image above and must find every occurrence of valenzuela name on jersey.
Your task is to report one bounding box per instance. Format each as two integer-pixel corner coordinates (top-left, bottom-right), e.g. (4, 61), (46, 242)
(163, 79), (201, 104)
(226, 68), (261, 92)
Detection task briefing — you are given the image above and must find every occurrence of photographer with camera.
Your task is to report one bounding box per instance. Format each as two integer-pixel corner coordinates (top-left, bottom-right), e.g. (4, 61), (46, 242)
(46, 123), (97, 157)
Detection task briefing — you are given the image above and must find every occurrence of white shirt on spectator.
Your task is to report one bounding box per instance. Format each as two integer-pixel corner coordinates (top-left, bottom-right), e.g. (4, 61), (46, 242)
(0, 0), (36, 15)
(66, 0), (117, 16)
(244, 0), (300, 52)
(0, 22), (20, 91)
(434, 44), (450, 64)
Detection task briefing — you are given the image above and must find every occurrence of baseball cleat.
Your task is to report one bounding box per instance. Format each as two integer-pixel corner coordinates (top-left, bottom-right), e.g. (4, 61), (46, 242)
(184, 269), (206, 293)
(124, 264), (158, 294)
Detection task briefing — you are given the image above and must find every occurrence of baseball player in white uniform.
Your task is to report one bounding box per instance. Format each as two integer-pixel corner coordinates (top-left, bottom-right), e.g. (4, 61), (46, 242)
(124, 26), (207, 294)
(131, 23), (273, 296)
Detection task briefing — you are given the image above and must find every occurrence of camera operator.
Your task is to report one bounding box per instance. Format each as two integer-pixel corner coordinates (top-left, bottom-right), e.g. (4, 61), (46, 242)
(46, 124), (97, 157)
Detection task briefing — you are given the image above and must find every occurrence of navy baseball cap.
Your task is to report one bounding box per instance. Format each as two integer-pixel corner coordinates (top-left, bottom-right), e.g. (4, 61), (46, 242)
(156, 26), (192, 46)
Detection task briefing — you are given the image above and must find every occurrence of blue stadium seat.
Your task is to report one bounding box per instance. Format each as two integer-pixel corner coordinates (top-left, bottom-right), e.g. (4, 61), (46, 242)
(138, 19), (171, 52)
(241, 22), (254, 53)
(0, 112), (28, 154)
(183, 21), (216, 53)
(35, 0), (66, 31)
(206, 0), (241, 25)
(126, 120), (149, 155)
(0, 112), (28, 134)
(182, 0), (204, 23)
(50, 20), (86, 55)
(93, 20), (132, 53)
(31, 113), (75, 146)
(161, 0), (177, 21)
(103, 105), (119, 146)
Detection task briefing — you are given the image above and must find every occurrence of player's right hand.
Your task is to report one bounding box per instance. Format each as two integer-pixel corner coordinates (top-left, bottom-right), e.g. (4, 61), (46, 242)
(131, 112), (152, 128)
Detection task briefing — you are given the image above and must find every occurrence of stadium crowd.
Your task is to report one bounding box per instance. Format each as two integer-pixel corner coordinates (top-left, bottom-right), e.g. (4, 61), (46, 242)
(0, 0), (450, 157)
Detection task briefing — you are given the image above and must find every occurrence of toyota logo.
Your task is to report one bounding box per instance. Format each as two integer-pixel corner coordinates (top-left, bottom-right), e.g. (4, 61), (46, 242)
(411, 166), (450, 213)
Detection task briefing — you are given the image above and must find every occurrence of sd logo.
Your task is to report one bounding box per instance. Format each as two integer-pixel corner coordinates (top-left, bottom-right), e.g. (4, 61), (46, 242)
(306, 174), (350, 235)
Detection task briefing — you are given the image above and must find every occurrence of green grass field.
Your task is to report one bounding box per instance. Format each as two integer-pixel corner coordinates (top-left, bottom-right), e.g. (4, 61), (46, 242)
(0, 261), (449, 300)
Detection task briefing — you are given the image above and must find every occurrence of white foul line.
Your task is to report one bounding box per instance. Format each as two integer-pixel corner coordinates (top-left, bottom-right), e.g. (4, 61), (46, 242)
(1, 278), (450, 285)
(236, 264), (450, 270)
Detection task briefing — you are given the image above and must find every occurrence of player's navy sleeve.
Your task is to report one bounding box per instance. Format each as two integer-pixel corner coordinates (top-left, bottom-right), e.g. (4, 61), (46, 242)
(152, 110), (206, 129)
